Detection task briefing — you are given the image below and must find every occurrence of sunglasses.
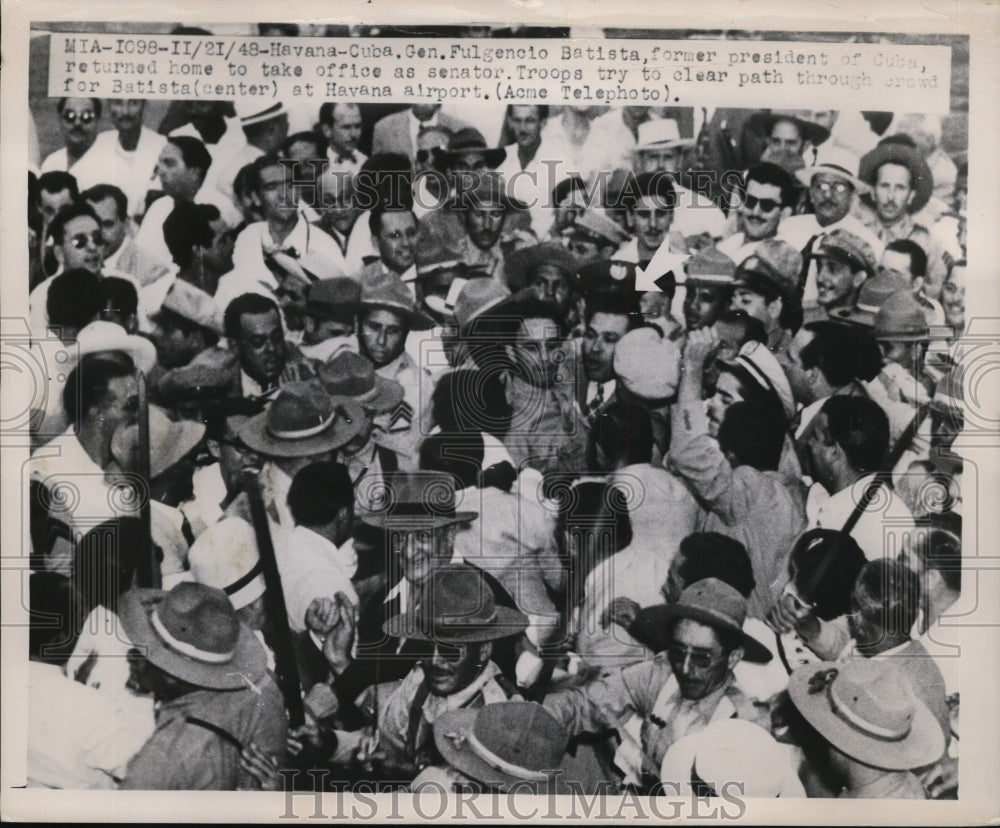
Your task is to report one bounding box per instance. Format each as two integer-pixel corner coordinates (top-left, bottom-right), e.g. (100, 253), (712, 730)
(61, 110), (97, 125)
(631, 208), (670, 220)
(743, 194), (781, 212)
(69, 231), (105, 250)
(811, 179), (851, 196)
(433, 641), (466, 662)
(665, 644), (725, 670)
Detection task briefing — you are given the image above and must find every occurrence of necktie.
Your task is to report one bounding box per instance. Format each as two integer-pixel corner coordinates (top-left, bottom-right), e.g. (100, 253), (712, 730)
(586, 382), (605, 424)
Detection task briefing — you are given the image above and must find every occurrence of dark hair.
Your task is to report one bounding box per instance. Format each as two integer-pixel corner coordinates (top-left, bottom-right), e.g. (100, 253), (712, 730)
(675, 532), (756, 598)
(431, 369), (512, 438)
(853, 558), (921, 638)
(248, 152), (287, 196)
(63, 351), (135, 425)
(56, 97), (102, 119)
(29, 572), (83, 664)
(504, 103), (550, 121)
(624, 172), (677, 213)
(46, 269), (102, 331)
(501, 297), (568, 337)
(718, 398), (787, 471)
(72, 517), (144, 616)
(81, 184), (128, 220)
(281, 130), (326, 159)
(287, 461), (354, 527)
(356, 153), (414, 211)
(167, 135), (212, 178)
(38, 170), (79, 201)
(789, 528), (867, 620)
(821, 395), (889, 473)
(258, 22), (299, 36)
(98, 276), (139, 319)
(319, 101), (360, 127)
(419, 431), (484, 490)
(223, 293), (280, 339)
(915, 525), (962, 593)
(885, 238), (928, 280)
(745, 162), (797, 208)
(368, 204), (417, 238)
(557, 481), (633, 597)
(716, 360), (783, 414)
(588, 402), (653, 469)
(163, 201), (221, 268)
(47, 202), (100, 245)
(715, 309), (768, 347)
(583, 292), (643, 329)
(801, 321), (881, 387)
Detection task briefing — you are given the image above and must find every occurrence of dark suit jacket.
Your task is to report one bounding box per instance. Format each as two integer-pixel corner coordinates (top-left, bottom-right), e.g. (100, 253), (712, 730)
(371, 110), (466, 161)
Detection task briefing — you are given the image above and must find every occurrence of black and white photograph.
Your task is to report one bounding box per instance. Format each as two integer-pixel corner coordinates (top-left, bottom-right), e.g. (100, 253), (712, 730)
(2, 1), (998, 823)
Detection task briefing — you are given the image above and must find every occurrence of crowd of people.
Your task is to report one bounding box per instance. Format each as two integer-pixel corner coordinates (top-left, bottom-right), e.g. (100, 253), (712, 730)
(24, 24), (967, 800)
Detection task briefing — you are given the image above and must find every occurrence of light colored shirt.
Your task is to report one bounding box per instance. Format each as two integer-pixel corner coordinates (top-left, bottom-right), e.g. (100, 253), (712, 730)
(279, 525), (358, 632)
(73, 127), (167, 219)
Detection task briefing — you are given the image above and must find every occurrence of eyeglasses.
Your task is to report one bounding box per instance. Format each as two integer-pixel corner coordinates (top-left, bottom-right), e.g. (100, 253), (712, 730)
(69, 231), (105, 249)
(743, 194), (781, 212)
(433, 641), (466, 663)
(811, 179), (852, 196)
(61, 110), (97, 126)
(665, 644), (726, 670)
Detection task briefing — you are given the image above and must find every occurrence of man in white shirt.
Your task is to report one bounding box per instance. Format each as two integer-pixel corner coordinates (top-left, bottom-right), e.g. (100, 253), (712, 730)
(320, 102), (367, 177)
(169, 99), (248, 198)
(718, 163), (796, 265)
(220, 154), (347, 314)
(372, 104), (465, 162)
(495, 104), (554, 237)
(798, 395), (916, 561)
(72, 98), (166, 220)
(39, 97), (102, 178)
(213, 101), (290, 205)
(134, 136), (240, 285)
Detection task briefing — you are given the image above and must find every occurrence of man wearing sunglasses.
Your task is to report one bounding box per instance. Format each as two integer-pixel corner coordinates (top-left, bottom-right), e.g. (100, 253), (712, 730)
(718, 162), (796, 265)
(29, 202), (106, 339)
(543, 577), (770, 792)
(40, 98), (101, 178)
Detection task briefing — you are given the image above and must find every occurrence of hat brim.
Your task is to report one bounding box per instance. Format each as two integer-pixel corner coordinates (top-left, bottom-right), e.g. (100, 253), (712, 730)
(874, 330), (932, 343)
(634, 138), (696, 152)
(830, 306), (876, 327)
(678, 276), (736, 289)
(382, 602), (527, 643)
(504, 246), (579, 292)
(360, 301), (435, 331)
(788, 662), (945, 770)
(80, 336), (157, 376)
(795, 166), (870, 196)
(432, 708), (560, 792)
(750, 112), (831, 148)
(859, 144), (934, 214)
(238, 410), (362, 458)
(151, 420), (207, 478)
(119, 588), (266, 690)
(636, 603), (773, 664)
(365, 377), (406, 414)
(360, 510), (479, 530)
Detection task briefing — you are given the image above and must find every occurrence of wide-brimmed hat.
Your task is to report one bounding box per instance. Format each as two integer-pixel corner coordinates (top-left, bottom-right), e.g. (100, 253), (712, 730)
(504, 242), (579, 292)
(152, 278), (224, 336)
(433, 127), (506, 171)
(434, 702), (568, 791)
(830, 272), (910, 327)
(659, 719), (804, 797)
(383, 563), (527, 643)
(111, 405), (206, 478)
(859, 142), (934, 214)
(810, 228), (878, 278)
(452, 277), (512, 332)
(680, 247), (737, 288)
(750, 110), (831, 148)
(872, 291), (943, 342)
(76, 320), (157, 375)
(318, 350), (404, 414)
(733, 239), (802, 302)
(795, 145), (870, 195)
(304, 277), (361, 323)
(634, 118), (695, 151)
(235, 100), (286, 128)
(119, 582), (267, 690)
(239, 381), (364, 458)
(359, 270), (435, 330)
(789, 659), (945, 770)
(188, 518), (265, 611)
(634, 578), (772, 663)
(361, 470), (478, 530)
